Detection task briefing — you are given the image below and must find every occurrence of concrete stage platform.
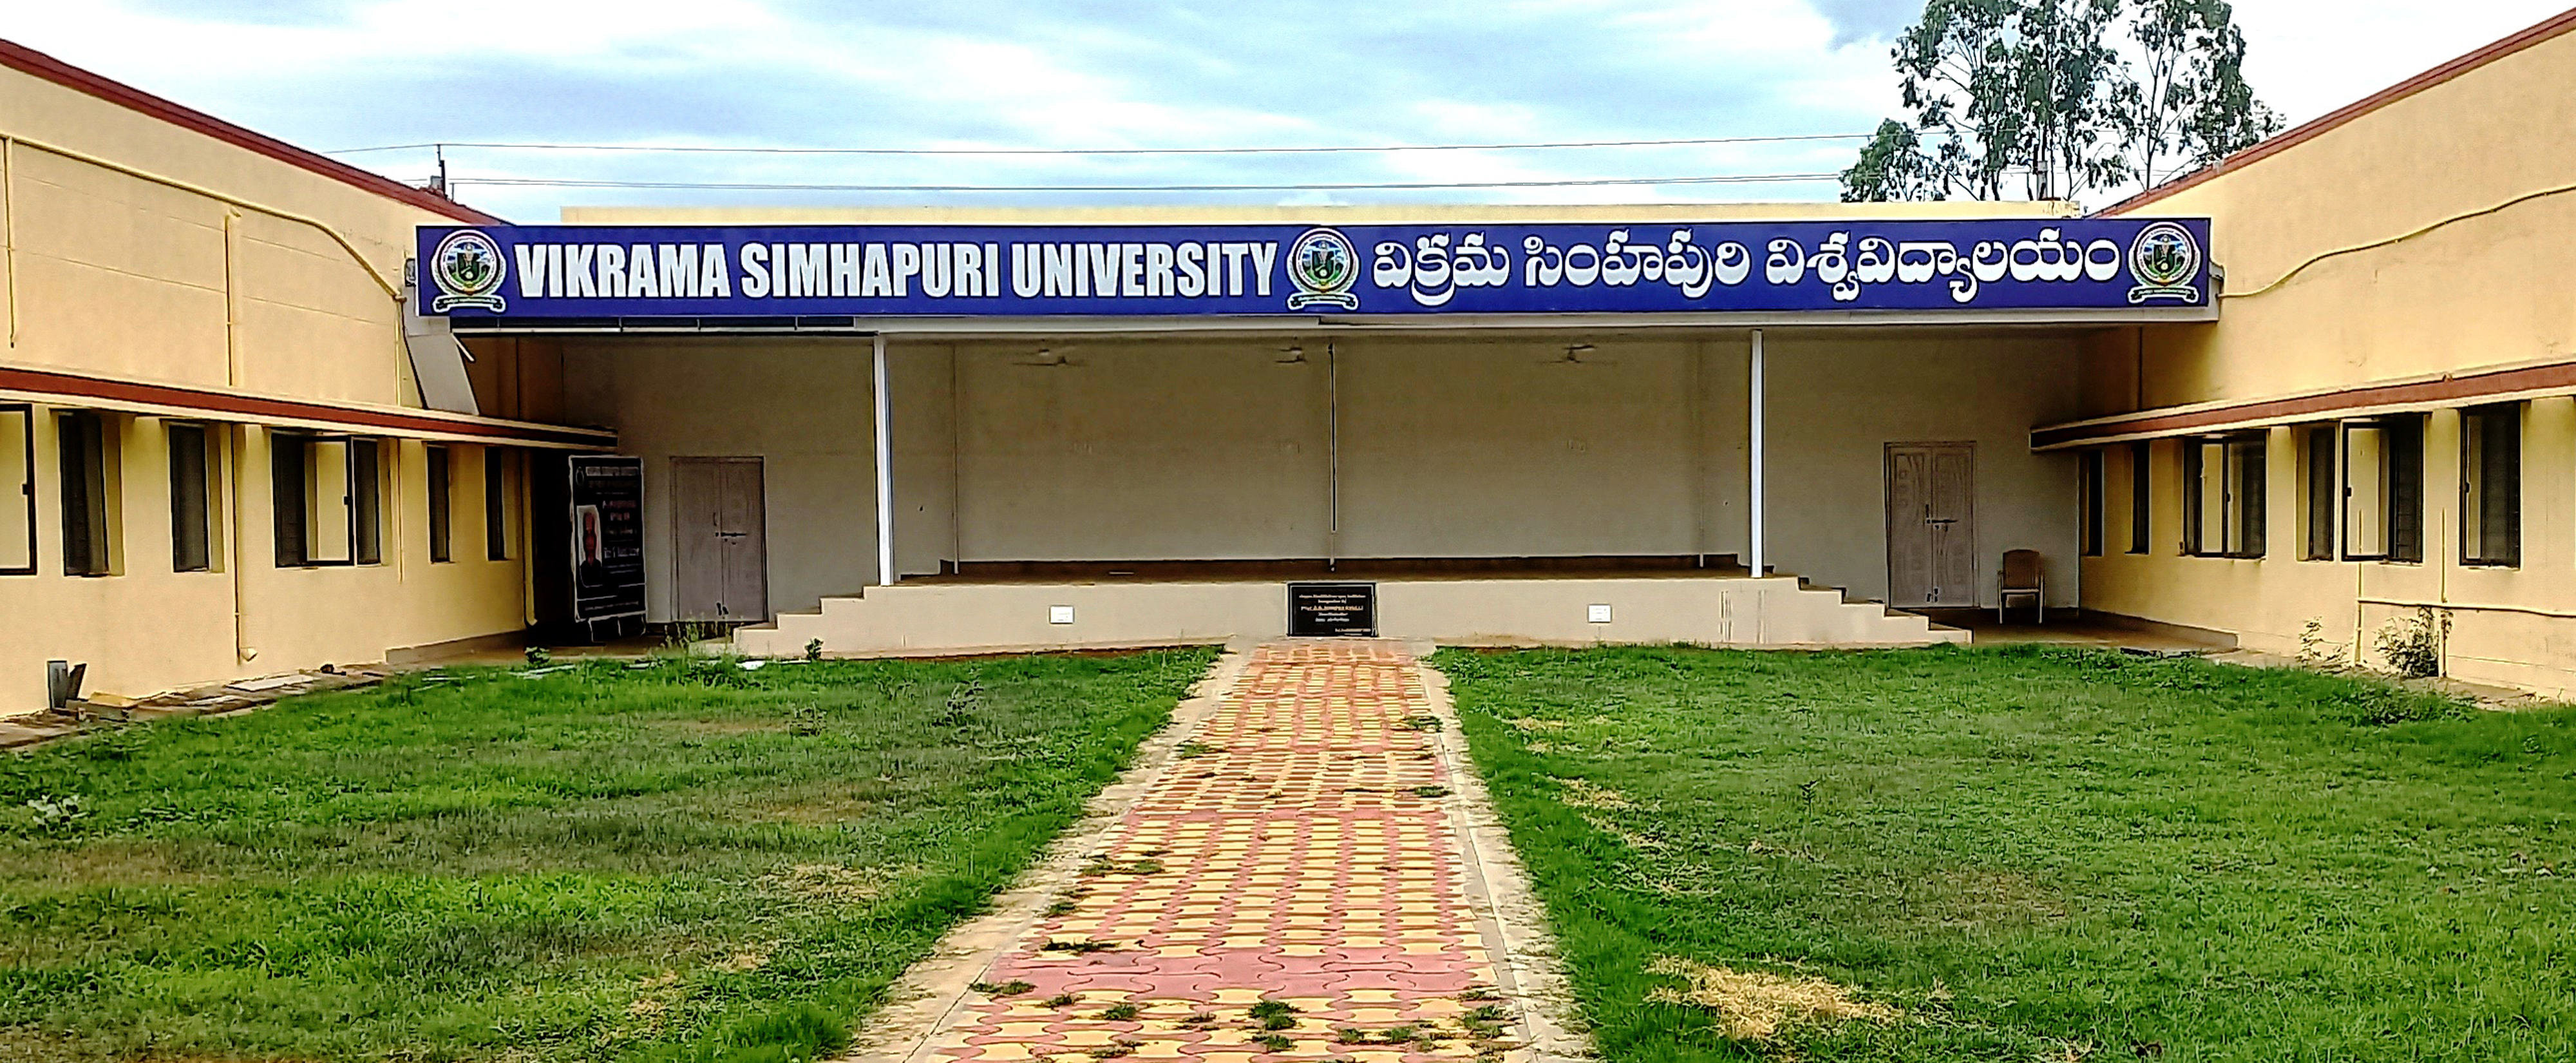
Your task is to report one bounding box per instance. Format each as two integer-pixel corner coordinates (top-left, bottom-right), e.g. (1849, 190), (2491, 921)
(731, 558), (1965, 658)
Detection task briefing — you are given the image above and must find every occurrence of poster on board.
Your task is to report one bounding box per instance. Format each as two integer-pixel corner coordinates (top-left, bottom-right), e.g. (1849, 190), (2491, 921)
(568, 455), (646, 625)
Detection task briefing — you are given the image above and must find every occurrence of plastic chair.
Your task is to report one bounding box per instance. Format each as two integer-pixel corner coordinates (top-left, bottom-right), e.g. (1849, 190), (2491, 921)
(1998, 549), (2045, 624)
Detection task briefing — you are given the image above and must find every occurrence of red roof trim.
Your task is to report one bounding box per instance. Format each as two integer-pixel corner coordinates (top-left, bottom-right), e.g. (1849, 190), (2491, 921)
(0, 38), (503, 225)
(2103, 5), (2576, 216)
(0, 365), (609, 447)
(2029, 359), (2576, 448)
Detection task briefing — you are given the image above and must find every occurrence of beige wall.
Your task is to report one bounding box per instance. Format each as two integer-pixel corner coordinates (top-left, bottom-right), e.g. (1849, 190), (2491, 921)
(2080, 23), (2576, 694)
(2083, 405), (2576, 694)
(562, 340), (880, 620)
(566, 329), (2085, 624)
(0, 412), (531, 709)
(1, 61), (537, 711)
(1, 62), (447, 402)
(1769, 330), (2086, 606)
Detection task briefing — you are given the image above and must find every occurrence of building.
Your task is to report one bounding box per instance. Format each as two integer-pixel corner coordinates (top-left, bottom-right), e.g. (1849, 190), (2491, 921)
(0, 41), (611, 713)
(2060, 8), (2576, 695)
(4, 7), (2574, 712)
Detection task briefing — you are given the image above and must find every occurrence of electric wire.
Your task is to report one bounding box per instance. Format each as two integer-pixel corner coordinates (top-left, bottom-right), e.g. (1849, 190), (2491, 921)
(444, 173), (1842, 193)
(328, 133), (1874, 157)
(2222, 179), (2576, 298)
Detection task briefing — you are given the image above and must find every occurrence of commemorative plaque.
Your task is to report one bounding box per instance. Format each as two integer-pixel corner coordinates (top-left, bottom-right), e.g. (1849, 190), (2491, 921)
(1288, 582), (1378, 637)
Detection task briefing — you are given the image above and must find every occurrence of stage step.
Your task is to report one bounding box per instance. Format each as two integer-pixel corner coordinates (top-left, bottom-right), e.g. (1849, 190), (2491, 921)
(735, 574), (1963, 658)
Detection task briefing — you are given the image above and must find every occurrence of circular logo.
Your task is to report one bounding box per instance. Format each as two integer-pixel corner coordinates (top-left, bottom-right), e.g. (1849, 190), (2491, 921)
(430, 229), (507, 311)
(2129, 222), (2202, 289)
(1286, 227), (1359, 309)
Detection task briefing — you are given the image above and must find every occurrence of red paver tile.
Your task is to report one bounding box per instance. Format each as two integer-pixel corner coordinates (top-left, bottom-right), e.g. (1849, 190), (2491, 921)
(934, 642), (1519, 1063)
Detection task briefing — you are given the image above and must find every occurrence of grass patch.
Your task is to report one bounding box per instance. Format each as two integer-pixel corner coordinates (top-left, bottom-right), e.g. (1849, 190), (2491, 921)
(0, 648), (1214, 1061)
(1436, 644), (2575, 1062)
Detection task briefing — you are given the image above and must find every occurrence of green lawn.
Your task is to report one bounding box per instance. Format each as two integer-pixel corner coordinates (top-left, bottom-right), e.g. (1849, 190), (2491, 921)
(1437, 645), (2575, 1062)
(0, 648), (1215, 1062)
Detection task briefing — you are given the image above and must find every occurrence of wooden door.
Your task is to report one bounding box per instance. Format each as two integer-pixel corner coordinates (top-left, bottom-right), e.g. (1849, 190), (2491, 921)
(672, 457), (768, 622)
(1886, 443), (1977, 608)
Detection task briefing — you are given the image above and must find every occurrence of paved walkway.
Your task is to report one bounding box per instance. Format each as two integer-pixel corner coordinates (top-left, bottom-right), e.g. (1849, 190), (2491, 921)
(886, 640), (1569, 1063)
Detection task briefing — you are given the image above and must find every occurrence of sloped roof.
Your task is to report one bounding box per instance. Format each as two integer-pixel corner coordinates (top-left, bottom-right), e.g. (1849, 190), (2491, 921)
(0, 37), (501, 224)
(2105, 6), (2576, 215)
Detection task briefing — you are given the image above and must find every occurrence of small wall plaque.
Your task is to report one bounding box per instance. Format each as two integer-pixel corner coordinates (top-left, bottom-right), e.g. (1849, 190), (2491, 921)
(1288, 582), (1378, 638)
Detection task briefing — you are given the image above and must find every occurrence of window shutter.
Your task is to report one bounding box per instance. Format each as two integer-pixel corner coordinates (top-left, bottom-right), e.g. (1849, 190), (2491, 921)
(169, 424), (209, 573)
(2387, 417), (2423, 562)
(272, 434), (306, 566)
(351, 439), (382, 566)
(2304, 426), (2334, 560)
(2481, 408), (2521, 565)
(2235, 437), (2268, 558)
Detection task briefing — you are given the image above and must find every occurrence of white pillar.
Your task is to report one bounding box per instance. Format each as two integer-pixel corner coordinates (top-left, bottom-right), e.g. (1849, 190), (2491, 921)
(1749, 328), (1765, 577)
(873, 333), (895, 586)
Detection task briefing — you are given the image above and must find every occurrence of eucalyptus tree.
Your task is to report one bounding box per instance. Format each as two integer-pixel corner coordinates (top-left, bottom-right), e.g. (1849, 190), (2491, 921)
(1841, 0), (2278, 203)
(2119, 0), (2282, 187)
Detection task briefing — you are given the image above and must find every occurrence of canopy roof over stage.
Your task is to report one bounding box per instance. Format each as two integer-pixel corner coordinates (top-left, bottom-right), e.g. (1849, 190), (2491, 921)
(419, 215), (2217, 334)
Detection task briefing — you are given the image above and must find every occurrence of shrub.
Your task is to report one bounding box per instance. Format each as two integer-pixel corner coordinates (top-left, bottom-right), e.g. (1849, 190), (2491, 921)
(2374, 608), (2448, 678)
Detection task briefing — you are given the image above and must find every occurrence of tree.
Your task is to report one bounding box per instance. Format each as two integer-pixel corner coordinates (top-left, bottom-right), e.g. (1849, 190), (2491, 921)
(2119, 0), (2282, 187)
(1841, 0), (2278, 203)
(1841, 120), (1946, 202)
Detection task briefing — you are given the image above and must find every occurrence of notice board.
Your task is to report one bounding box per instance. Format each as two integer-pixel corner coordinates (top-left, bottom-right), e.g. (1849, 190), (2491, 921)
(568, 455), (646, 624)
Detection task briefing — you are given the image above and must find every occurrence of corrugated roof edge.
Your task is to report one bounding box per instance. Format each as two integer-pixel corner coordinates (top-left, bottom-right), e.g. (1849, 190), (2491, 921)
(2101, 5), (2576, 216)
(0, 37), (505, 225)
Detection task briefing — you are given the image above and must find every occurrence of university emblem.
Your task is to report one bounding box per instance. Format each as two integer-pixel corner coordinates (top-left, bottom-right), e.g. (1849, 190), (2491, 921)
(430, 229), (509, 312)
(2126, 221), (2202, 304)
(1285, 227), (1360, 310)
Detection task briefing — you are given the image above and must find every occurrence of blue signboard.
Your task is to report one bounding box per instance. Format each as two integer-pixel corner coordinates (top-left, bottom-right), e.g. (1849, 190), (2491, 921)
(419, 218), (2210, 319)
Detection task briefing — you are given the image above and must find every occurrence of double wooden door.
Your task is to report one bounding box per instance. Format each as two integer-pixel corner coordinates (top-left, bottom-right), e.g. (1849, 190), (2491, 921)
(672, 457), (768, 622)
(1886, 443), (1977, 608)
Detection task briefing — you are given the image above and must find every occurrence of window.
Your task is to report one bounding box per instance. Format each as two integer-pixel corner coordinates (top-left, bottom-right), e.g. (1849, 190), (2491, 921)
(2127, 441), (2150, 554)
(0, 406), (30, 574)
(486, 447), (515, 560)
(2183, 433), (2266, 558)
(2302, 425), (2336, 560)
(2341, 416), (2423, 562)
(169, 423), (213, 573)
(272, 432), (383, 567)
(2079, 449), (2105, 557)
(351, 438), (382, 566)
(428, 445), (453, 562)
(2461, 404), (2521, 566)
(58, 411), (116, 576)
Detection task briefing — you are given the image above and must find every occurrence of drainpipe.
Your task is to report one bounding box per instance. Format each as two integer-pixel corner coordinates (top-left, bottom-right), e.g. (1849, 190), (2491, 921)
(231, 426), (254, 666)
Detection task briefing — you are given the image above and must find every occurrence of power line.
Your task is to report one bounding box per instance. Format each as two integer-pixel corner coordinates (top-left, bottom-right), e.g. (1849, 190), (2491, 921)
(447, 173), (1843, 193)
(330, 133), (1873, 158)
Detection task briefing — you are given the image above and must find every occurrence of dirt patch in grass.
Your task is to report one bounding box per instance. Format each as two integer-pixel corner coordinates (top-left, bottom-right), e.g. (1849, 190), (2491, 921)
(1, 839), (214, 888)
(758, 863), (898, 903)
(1644, 956), (1898, 1041)
(1551, 777), (1633, 809)
(1916, 868), (2070, 928)
(650, 716), (793, 735)
(748, 794), (880, 825)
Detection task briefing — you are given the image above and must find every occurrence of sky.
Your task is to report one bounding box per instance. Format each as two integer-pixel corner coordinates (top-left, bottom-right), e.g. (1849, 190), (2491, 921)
(6, 1), (2570, 220)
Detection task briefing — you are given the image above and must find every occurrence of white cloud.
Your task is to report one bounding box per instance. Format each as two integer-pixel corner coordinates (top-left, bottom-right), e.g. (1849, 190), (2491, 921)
(3, 0), (2569, 218)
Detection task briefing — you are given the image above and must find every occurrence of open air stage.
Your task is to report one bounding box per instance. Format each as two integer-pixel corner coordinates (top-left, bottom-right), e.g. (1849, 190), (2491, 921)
(730, 556), (1965, 658)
